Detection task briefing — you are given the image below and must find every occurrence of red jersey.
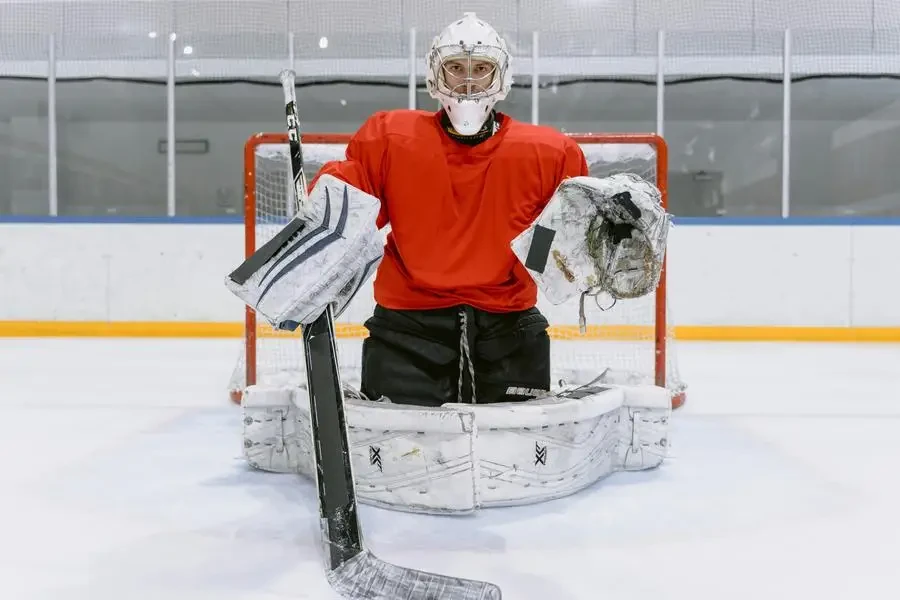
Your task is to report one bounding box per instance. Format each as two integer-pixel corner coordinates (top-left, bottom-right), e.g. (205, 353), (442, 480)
(311, 110), (589, 312)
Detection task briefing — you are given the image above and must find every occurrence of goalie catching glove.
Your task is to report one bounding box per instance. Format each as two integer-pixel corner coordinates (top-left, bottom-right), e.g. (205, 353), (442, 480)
(511, 173), (672, 331)
(225, 174), (383, 331)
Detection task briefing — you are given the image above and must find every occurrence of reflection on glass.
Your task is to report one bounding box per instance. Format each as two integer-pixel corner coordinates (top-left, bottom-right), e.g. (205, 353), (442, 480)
(0, 80), (49, 216)
(538, 78), (657, 135)
(665, 78), (784, 217)
(791, 78), (900, 216)
(173, 80), (409, 216)
(173, 81), (283, 218)
(56, 80), (167, 216)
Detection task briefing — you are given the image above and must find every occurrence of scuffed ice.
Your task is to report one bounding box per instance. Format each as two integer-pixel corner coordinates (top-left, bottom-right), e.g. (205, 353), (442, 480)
(327, 549), (502, 600)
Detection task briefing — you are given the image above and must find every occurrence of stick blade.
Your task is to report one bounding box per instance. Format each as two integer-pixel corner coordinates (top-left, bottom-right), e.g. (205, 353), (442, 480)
(327, 550), (502, 600)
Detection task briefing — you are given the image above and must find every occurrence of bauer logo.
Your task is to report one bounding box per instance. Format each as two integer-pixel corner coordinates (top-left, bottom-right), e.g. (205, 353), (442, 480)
(534, 442), (547, 466)
(505, 386), (545, 398)
(369, 446), (383, 472)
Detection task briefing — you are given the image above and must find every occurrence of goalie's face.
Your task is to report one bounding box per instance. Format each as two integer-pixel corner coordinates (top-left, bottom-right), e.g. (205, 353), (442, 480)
(439, 57), (499, 99)
(425, 16), (512, 136)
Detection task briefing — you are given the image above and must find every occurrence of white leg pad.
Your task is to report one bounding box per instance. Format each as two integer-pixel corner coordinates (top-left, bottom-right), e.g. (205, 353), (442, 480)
(344, 400), (477, 514)
(241, 384), (314, 477)
(617, 384), (671, 471)
(241, 384), (479, 513)
(239, 380), (672, 514)
(469, 387), (625, 508)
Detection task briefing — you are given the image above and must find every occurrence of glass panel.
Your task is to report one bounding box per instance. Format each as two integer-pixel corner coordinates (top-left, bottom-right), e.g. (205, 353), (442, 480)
(0, 79), (49, 216)
(528, 20), (657, 134)
(0, 4), (50, 216)
(172, 81), (282, 218)
(538, 79), (657, 134)
(173, 80), (409, 216)
(665, 78), (784, 217)
(790, 78), (900, 217)
(297, 80), (410, 133)
(170, 0), (412, 217)
(56, 80), (167, 216)
(171, 0), (292, 218)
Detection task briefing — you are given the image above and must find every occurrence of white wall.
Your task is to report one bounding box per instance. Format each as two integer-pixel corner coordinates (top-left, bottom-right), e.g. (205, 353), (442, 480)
(1, 223), (898, 329)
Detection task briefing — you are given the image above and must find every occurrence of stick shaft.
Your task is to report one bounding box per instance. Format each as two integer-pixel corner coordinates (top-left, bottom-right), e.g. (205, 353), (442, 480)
(279, 69), (309, 210)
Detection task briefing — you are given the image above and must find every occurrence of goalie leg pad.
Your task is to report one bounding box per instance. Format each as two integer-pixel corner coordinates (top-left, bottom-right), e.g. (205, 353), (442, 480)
(242, 384), (314, 477)
(343, 400), (478, 514)
(241, 384), (479, 513)
(470, 385), (625, 508)
(242, 380), (671, 513)
(469, 382), (669, 508)
(616, 383), (671, 470)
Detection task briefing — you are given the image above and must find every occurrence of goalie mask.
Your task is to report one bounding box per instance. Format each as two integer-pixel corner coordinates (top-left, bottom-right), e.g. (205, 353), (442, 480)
(426, 12), (512, 136)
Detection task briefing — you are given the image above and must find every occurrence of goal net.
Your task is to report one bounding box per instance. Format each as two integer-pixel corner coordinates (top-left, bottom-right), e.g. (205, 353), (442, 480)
(229, 132), (686, 409)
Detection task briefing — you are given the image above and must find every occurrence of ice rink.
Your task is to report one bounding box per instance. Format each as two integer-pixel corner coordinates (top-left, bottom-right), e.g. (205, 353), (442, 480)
(2, 338), (899, 600)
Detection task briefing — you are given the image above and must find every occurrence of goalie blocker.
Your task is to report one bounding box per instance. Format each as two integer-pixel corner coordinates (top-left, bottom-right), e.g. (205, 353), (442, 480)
(242, 375), (670, 514)
(225, 173), (383, 331)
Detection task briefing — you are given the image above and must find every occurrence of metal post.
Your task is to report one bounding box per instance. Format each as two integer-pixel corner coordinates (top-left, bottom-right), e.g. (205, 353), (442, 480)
(166, 32), (176, 217)
(781, 28), (792, 218)
(408, 27), (417, 110)
(656, 29), (665, 136)
(531, 31), (539, 125)
(47, 33), (58, 216)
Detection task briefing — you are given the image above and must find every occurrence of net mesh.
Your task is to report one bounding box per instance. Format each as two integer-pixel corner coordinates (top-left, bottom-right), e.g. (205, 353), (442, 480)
(228, 134), (685, 404)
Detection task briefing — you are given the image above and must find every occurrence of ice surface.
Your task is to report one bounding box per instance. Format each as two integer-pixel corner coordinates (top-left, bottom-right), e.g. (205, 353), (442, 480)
(2, 338), (899, 599)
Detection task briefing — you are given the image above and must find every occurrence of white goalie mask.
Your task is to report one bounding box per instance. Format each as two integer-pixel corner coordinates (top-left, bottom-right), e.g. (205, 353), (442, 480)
(426, 12), (512, 136)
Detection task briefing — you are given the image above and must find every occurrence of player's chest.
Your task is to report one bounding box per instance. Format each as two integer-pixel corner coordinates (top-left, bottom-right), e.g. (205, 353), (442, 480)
(386, 145), (546, 209)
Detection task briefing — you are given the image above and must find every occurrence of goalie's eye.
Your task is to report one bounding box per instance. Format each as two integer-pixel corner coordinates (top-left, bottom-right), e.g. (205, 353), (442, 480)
(444, 62), (466, 74)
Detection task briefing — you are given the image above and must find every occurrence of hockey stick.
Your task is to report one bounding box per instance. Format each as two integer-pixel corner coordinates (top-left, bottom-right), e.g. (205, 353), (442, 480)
(278, 69), (503, 600)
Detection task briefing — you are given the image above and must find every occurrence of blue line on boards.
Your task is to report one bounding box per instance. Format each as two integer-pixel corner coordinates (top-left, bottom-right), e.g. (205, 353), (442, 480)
(673, 216), (900, 226)
(0, 215), (244, 224)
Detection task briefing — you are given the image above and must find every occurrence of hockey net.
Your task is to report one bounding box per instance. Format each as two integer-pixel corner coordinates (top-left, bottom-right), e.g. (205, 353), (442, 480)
(229, 132), (686, 409)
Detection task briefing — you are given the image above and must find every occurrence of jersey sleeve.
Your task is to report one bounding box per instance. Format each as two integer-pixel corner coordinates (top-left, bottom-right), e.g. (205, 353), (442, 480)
(309, 112), (390, 227)
(559, 136), (590, 180)
(535, 135), (589, 215)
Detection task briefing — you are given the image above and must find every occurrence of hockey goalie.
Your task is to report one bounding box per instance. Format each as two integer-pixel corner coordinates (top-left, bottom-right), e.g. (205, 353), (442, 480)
(228, 12), (674, 515)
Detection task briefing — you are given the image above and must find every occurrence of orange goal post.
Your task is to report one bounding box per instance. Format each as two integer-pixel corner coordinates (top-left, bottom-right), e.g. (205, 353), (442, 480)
(229, 132), (686, 410)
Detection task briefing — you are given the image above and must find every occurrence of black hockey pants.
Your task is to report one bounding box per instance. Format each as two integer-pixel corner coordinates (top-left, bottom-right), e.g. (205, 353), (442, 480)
(360, 304), (551, 407)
